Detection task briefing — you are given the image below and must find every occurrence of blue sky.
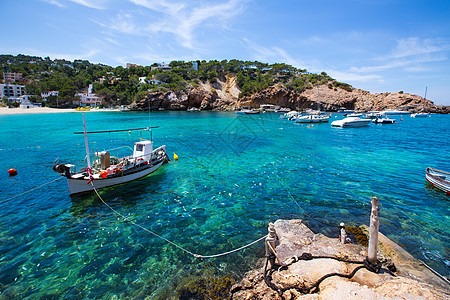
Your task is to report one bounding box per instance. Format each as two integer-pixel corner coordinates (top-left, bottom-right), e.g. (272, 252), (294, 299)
(1, 0), (450, 105)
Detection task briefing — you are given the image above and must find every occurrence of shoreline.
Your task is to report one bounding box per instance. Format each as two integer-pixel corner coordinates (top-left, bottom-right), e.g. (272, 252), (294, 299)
(0, 107), (120, 115)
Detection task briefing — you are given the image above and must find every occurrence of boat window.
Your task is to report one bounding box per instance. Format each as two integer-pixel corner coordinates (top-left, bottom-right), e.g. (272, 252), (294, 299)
(136, 144), (144, 151)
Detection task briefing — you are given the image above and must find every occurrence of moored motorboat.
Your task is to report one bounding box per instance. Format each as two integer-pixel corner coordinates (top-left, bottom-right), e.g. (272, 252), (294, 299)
(366, 112), (382, 119)
(295, 114), (330, 123)
(411, 113), (430, 118)
(280, 111), (299, 119)
(331, 117), (371, 127)
(372, 117), (395, 124)
(53, 116), (169, 195)
(426, 167), (450, 194)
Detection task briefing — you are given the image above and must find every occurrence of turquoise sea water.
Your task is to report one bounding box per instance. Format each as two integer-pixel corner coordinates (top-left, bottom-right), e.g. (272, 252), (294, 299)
(0, 111), (449, 298)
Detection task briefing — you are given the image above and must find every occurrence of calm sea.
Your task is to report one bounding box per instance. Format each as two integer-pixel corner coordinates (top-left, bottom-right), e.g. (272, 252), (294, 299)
(0, 111), (449, 298)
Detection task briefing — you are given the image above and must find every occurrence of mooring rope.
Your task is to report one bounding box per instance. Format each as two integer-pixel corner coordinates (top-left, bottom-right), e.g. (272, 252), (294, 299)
(263, 252), (382, 297)
(90, 182), (267, 259)
(1, 176), (64, 205)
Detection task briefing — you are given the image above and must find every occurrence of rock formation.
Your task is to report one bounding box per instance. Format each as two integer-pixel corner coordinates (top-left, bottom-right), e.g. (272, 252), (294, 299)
(230, 219), (450, 299)
(130, 76), (449, 113)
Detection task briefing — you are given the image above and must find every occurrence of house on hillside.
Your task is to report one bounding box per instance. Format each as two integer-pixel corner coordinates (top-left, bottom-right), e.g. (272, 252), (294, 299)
(151, 63), (171, 71)
(74, 84), (102, 107)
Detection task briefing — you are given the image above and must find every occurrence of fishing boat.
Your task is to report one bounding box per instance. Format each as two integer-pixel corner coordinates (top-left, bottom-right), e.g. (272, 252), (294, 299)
(331, 117), (371, 127)
(53, 115), (169, 195)
(426, 167), (450, 194)
(372, 117), (395, 124)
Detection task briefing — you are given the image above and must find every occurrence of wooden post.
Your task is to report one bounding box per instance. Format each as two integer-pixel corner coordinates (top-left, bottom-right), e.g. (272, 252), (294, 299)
(368, 197), (379, 264)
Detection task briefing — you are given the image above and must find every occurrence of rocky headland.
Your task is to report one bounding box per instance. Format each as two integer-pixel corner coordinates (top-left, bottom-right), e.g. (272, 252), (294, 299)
(129, 77), (449, 113)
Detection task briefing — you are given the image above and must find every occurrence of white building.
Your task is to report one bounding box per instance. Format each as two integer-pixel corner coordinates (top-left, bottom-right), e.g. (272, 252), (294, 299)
(0, 83), (26, 100)
(151, 63), (171, 71)
(75, 92), (102, 107)
(41, 91), (59, 101)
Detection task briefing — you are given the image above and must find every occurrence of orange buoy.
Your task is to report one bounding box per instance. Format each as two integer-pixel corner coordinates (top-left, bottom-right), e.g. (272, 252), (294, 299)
(8, 168), (17, 177)
(100, 171), (108, 179)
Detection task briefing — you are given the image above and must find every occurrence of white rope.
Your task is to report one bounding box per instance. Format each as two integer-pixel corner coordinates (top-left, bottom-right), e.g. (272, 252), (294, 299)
(1, 176), (64, 205)
(90, 182), (266, 259)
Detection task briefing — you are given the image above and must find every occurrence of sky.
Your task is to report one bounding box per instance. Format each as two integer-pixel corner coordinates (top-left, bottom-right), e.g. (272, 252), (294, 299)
(1, 0), (450, 105)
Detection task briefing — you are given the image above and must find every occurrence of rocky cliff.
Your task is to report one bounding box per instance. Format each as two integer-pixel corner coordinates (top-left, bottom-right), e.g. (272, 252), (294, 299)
(130, 76), (449, 113)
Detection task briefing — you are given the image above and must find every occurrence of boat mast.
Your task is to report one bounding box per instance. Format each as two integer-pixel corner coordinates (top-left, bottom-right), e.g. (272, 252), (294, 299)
(317, 85), (320, 111)
(83, 114), (92, 169)
(424, 86), (427, 100)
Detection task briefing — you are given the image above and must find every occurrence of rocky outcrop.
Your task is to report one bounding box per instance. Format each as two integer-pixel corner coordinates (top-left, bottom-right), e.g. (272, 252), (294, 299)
(130, 77), (449, 113)
(242, 84), (449, 113)
(230, 220), (450, 299)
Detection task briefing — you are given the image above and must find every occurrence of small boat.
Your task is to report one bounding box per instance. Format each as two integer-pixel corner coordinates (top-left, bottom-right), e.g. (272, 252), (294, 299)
(280, 111), (299, 119)
(366, 112), (382, 119)
(345, 113), (363, 117)
(331, 117), (371, 127)
(244, 109), (260, 114)
(380, 109), (410, 115)
(411, 113), (429, 118)
(53, 115), (169, 195)
(295, 114), (330, 123)
(187, 107), (199, 112)
(276, 107), (291, 113)
(372, 117), (395, 124)
(426, 167), (450, 195)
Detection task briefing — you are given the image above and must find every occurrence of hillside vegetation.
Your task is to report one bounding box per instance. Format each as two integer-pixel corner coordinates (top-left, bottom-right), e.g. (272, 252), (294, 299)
(1, 54), (447, 113)
(0, 54), (349, 107)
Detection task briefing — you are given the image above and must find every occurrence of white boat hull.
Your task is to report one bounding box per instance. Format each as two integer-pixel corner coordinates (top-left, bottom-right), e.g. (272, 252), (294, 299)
(295, 116), (329, 123)
(67, 160), (166, 195)
(331, 117), (371, 127)
(426, 168), (450, 195)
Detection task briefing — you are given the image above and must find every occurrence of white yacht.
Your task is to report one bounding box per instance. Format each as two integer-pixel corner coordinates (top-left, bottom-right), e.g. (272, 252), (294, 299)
(331, 117), (371, 127)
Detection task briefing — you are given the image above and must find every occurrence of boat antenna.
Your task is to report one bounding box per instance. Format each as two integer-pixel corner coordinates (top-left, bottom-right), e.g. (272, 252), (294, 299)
(83, 114), (92, 169)
(150, 105), (153, 142)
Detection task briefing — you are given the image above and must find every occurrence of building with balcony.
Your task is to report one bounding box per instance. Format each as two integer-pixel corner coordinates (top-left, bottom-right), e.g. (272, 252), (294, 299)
(0, 83), (26, 100)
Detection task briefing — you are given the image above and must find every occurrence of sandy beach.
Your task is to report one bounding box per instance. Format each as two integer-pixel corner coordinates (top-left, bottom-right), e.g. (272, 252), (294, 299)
(0, 107), (119, 115)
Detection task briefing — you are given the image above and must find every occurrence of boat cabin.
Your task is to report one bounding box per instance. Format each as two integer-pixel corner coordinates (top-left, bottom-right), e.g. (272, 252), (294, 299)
(133, 140), (153, 161)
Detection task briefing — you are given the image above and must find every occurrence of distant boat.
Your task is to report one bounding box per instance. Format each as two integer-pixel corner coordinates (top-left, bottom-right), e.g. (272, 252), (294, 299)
(187, 107), (199, 111)
(276, 107), (291, 113)
(280, 111), (299, 119)
(426, 167), (450, 195)
(331, 117), (371, 127)
(372, 117), (395, 124)
(53, 115), (169, 195)
(244, 109), (260, 114)
(411, 113), (430, 118)
(345, 113), (363, 117)
(295, 114), (330, 123)
(380, 109), (410, 115)
(366, 112), (382, 119)
(295, 86), (329, 123)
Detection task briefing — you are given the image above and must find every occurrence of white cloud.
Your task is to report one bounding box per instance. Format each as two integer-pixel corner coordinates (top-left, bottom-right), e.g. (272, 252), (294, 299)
(23, 48), (101, 62)
(43, 0), (64, 8)
(351, 37), (449, 74)
(383, 37), (448, 60)
(328, 70), (384, 83)
(100, 0), (248, 49)
(44, 0), (108, 9)
(243, 38), (308, 69)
